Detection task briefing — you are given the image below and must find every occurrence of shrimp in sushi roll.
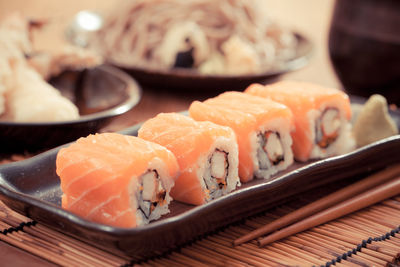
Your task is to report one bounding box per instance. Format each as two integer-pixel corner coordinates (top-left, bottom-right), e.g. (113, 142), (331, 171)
(138, 113), (240, 205)
(56, 133), (179, 228)
(246, 81), (355, 161)
(189, 92), (294, 183)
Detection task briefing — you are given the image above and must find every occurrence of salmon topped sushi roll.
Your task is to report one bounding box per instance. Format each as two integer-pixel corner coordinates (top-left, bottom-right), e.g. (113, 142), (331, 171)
(56, 133), (179, 228)
(138, 113), (240, 205)
(245, 81), (355, 162)
(189, 92), (294, 183)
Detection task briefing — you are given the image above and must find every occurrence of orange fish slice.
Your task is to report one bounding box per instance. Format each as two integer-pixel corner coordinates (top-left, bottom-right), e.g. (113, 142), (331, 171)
(189, 91), (294, 183)
(138, 113), (240, 205)
(246, 81), (354, 162)
(56, 133), (179, 228)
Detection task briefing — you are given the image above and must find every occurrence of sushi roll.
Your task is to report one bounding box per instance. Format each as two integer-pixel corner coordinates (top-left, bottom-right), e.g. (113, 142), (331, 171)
(245, 81), (355, 162)
(56, 133), (179, 228)
(138, 113), (240, 205)
(189, 92), (294, 183)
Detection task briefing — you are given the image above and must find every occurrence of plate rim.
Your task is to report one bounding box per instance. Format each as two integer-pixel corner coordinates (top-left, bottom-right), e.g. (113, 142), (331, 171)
(0, 134), (399, 236)
(0, 98), (399, 260)
(108, 32), (313, 80)
(0, 64), (142, 126)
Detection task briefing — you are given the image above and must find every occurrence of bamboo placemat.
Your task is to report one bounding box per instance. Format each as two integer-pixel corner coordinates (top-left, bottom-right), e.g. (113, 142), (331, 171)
(0, 193), (399, 266)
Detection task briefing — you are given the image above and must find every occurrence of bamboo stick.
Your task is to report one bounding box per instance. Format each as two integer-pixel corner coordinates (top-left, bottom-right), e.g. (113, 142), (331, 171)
(257, 177), (400, 247)
(356, 211), (399, 229)
(194, 242), (251, 266)
(200, 238), (275, 267)
(382, 199), (400, 209)
(272, 242), (322, 265)
(207, 235), (284, 265)
(167, 251), (209, 267)
(0, 232), (80, 266)
(310, 230), (393, 264)
(179, 246), (227, 266)
(1, 190), (399, 266)
(325, 221), (400, 251)
(287, 236), (362, 267)
(282, 240), (336, 265)
(234, 165), (400, 246)
(369, 205), (400, 220)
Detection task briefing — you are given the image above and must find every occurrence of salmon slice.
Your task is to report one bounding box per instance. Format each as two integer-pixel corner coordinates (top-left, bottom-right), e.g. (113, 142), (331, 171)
(138, 113), (240, 205)
(56, 133), (179, 228)
(245, 81), (354, 161)
(189, 92), (294, 183)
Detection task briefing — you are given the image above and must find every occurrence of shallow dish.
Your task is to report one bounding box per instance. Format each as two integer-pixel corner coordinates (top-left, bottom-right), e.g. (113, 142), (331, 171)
(0, 65), (141, 152)
(0, 103), (399, 261)
(113, 33), (312, 91)
(66, 11), (313, 91)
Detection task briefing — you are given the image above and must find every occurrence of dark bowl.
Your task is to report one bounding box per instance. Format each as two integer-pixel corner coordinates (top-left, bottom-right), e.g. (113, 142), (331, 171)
(112, 33), (313, 92)
(0, 65), (141, 152)
(329, 0), (400, 104)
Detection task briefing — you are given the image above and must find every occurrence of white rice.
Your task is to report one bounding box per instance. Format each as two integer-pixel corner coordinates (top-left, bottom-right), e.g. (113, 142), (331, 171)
(250, 118), (294, 180)
(133, 159), (175, 226)
(308, 105), (355, 160)
(196, 135), (240, 202)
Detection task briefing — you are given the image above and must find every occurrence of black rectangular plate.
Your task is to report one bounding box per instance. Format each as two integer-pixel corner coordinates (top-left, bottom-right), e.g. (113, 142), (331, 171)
(0, 99), (399, 261)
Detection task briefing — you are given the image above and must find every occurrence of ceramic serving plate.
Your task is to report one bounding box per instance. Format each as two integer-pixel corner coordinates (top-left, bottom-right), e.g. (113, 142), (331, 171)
(0, 106), (399, 261)
(66, 11), (313, 92)
(112, 33), (313, 92)
(0, 65), (141, 152)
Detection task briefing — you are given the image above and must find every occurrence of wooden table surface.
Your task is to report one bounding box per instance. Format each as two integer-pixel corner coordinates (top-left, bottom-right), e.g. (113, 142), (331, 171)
(0, 0), (341, 265)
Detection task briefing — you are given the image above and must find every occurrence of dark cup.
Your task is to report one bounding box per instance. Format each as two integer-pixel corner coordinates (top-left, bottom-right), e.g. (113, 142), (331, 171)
(328, 0), (400, 104)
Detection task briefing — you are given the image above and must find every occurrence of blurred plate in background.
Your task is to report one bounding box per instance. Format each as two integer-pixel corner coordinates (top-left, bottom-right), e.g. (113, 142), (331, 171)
(111, 33), (313, 91)
(0, 65), (141, 152)
(67, 11), (313, 92)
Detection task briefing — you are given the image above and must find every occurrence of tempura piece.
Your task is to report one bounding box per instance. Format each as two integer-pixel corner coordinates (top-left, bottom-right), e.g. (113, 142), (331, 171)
(27, 46), (103, 80)
(1, 65), (79, 122)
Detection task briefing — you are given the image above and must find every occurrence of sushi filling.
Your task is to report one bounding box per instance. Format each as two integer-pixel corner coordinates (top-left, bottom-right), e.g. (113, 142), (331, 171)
(203, 149), (229, 198)
(257, 131), (284, 170)
(137, 170), (166, 219)
(315, 108), (340, 148)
